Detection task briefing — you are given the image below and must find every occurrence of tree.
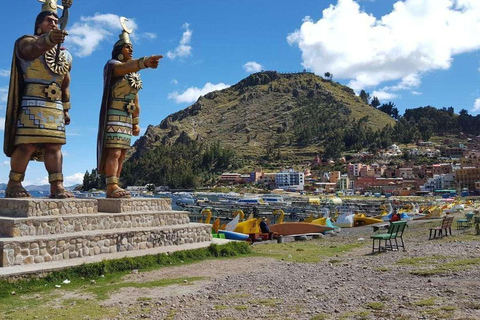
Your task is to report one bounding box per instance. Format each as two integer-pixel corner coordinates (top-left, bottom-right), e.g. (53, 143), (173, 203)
(370, 96), (380, 108)
(82, 170), (90, 191)
(324, 72), (333, 80)
(359, 90), (370, 105)
(378, 102), (399, 119)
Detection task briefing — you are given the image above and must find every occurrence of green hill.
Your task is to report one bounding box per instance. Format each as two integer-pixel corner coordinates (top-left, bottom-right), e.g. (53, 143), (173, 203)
(129, 71), (395, 168)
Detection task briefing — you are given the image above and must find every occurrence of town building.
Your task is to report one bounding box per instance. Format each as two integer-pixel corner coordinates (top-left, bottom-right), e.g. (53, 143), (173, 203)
(275, 170), (305, 191)
(337, 174), (350, 191)
(455, 167), (480, 190)
(421, 174), (456, 192)
(347, 163), (362, 177)
(218, 173), (241, 184)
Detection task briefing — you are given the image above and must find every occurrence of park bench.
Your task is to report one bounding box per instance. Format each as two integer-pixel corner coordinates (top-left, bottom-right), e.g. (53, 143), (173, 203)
(428, 215), (454, 240)
(457, 212), (474, 230)
(370, 220), (407, 254)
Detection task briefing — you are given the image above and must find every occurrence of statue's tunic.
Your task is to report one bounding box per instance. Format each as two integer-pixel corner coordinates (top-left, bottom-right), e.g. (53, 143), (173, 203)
(97, 59), (142, 173)
(105, 69), (141, 149)
(14, 36), (72, 146)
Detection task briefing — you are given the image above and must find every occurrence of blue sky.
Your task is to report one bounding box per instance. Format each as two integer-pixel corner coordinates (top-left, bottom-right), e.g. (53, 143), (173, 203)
(1, 0), (480, 186)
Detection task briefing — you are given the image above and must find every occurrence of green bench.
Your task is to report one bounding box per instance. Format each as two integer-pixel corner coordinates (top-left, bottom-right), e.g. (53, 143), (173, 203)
(370, 220), (407, 254)
(457, 213), (474, 230)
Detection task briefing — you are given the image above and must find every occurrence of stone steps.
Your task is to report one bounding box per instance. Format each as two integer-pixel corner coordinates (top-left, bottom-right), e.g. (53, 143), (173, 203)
(0, 199), (98, 217)
(0, 223), (212, 267)
(97, 198), (172, 213)
(0, 211), (190, 237)
(0, 198), (172, 217)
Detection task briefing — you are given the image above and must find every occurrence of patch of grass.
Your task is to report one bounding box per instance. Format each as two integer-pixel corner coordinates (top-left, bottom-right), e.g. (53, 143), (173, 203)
(414, 297), (436, 307)
(444, 234), (479, 242)
(355, 311), (371, 320)
(422, 307), (456, 318)
(1, 298), (119, 320)
(225, 293), (250, 299)
(365, 301), (384, 310)
(397, 256), (447, 266)
(86, 276), (204, 300)
(251, 239), (363, 263)
(165, 309), (177, 320)
(397, 255), (480, 276)
(0, 242), (250, 299)
(440, 306), (457, 311)
(311, 314), (328, 320)
(328, 259), (343, 264)
(249, 298), (282, 307)
(374, 267), (390, 272)
(234, 305), (249, 310)
(339, 311), (371, 320)
(136, 297), (152, 302)
(215, 305), (229, 310)
(410, 258), (480, 276)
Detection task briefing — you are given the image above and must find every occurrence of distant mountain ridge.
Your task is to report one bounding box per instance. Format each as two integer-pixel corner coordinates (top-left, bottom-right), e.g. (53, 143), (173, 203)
(129, 71), (396, 166)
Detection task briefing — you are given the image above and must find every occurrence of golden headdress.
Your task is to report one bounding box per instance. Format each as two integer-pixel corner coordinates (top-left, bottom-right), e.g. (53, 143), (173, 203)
(38, 0), (64, 14)
(114, 17), (133, 49)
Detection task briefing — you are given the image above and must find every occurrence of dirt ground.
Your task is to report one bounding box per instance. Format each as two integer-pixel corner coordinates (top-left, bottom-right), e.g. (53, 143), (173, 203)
(97, 212), (480, 320)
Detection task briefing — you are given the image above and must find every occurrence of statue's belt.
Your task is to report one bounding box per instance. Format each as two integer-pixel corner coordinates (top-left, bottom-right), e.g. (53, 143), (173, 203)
(110, 99), (136, 114)
(24, 83), (62, 102)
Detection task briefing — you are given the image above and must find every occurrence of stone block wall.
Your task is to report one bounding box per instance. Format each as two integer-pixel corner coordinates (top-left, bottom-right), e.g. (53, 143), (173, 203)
(0, 212), (190, 238)
(97, 198), (172, 213)
(1, 224), (212, 267)
(0, 199), (98, 217)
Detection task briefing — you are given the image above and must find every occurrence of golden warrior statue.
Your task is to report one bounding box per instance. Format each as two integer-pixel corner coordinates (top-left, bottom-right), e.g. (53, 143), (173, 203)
(3, 0), (74, 198)
(97, 17), (162, 198)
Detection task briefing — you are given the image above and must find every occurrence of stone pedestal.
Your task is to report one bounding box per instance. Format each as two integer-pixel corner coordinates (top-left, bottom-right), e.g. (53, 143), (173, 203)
(0, 199), (98, 217)
(0, 198), (211, 268)
(97, 198), (171, 213)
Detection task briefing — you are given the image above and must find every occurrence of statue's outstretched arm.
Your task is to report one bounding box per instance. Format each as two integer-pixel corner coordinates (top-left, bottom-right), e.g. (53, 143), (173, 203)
(17, 30), (68, 61)
(113, 55), (163, 77)
(17, 35), (54, 61)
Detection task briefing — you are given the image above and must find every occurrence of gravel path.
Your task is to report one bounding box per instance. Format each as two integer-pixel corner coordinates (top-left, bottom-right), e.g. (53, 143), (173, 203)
(107, 216), (480, 320)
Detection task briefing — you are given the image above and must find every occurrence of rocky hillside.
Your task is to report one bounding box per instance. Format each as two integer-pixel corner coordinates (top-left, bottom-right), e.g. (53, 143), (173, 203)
(130, 71), (395, 166)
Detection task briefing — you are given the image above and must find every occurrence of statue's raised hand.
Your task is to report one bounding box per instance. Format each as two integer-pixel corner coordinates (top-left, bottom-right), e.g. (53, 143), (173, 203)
(49, 29), (68, 45)
(62, 0), (73, 9)
(145, 55), (163, 69)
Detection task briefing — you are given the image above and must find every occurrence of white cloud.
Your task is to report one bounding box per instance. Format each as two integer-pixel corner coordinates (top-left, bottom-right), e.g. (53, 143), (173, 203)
(168, 82), (230, 104)
(166, 23), (193, 60)
(1, 160), (9, 167)
(0, 117), (4, 130)
(66, 13), (154, 57)
(287, 0), (480, 93)
(473, 98), (480, 112)
(0, 86), (8, 103)
(36, 172), (84, 186)
(243, 61), (263, 73)
(64, 172), (84, 186)
(0, 69), (10, 77)
(171, 79), (179, 85)
(372, 90), (398, 100)
(411, 91), (422, 96)
(141, 32), (157, 40)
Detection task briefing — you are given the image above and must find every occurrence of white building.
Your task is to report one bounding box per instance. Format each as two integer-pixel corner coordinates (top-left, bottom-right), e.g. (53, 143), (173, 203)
(421, 174), (456, 192)
(337, 174), (350, 191)
(275, 170), (304, 191)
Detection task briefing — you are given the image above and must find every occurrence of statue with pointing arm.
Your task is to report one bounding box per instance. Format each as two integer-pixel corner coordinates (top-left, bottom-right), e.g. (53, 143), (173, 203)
(97, 17), (163, 198)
